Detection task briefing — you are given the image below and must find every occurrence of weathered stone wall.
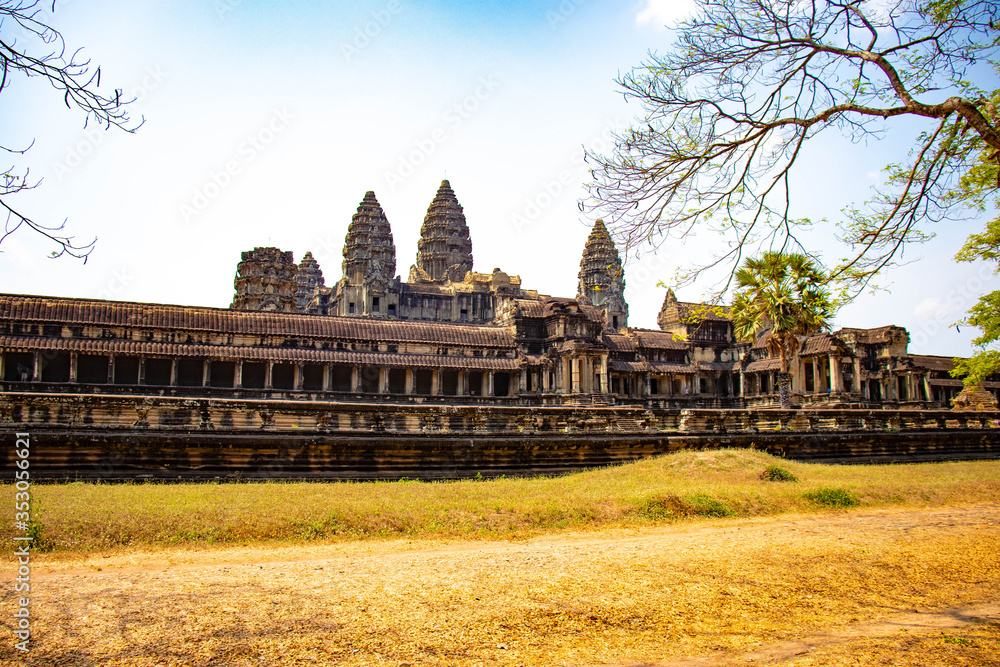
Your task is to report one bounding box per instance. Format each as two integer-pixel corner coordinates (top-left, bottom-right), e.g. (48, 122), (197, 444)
(3, 392), (998, 480)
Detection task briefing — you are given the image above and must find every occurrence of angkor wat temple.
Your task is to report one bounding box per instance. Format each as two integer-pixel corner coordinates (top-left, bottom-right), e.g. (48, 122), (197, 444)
(2, 180), (998, 478)
(2, 180), (997, 409)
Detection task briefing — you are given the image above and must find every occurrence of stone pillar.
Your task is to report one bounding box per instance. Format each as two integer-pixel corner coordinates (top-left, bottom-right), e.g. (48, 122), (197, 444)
(169, 358), (178, 386)
(518, 369), (527, 395)
(693, 370), (701, 395)
(378, 367), (388, 394)
(480, 372), (488, 397)
(851, 359), (861, 393)
(138, 357), (147, 385)
(294, 363), (304, 391)
(0, 353), (5, 382)
(351, 366), (360, 392)
(456, 370), (465, 396)
(487, 372), (495, 396)
(322, 365), (330, 391)
(405, 369), (414, 394)
(643, 372), (651, 397)
(203, 360), (211, 387)
(108, 355), (116, 385)
(32, 351), (42, 381)
(431, 369), (440, 396)
(830, 355), (843, 393)
(69, 352), (79, 383)
(265, 362), (273, 389)
(601, 356), (609, 394)
(234, 361), (243, 388)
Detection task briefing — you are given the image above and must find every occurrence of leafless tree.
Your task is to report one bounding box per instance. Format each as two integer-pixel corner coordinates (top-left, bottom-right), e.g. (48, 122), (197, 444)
(1, 0), (142, 261)
(583, 0), (999, 298)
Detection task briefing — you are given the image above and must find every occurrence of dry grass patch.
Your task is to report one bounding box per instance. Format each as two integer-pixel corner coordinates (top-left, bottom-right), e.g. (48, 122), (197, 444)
(7, 504), (1000, 666)
(3, 448), (1000, 555)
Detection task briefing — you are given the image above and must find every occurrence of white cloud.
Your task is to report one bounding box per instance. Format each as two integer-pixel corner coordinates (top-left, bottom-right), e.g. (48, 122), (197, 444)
(914, 297), (959, 322)
(636, 0), (697, 27)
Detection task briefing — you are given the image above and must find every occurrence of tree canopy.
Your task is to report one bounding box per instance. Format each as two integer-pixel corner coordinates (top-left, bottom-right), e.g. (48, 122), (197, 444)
(584, 0), (999, 295)
(730, 252), (835, 408)
(0, 0), (141, 260)
(950, 79), (1000, 386)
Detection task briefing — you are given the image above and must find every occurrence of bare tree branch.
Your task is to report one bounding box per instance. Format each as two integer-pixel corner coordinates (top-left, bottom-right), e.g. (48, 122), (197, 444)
(583, 0), (1000, 299)
(0, 0), (142, 261)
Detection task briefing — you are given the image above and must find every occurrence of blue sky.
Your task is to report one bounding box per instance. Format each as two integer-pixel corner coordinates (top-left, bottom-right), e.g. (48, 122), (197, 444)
(0, 0), (996, 356)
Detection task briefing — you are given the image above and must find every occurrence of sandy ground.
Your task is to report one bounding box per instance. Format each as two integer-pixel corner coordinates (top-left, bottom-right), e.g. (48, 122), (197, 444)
(1, 504), (999, 666)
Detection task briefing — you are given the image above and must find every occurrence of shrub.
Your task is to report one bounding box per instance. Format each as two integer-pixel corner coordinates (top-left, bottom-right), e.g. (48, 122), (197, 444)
(804, 487), (860, 508)
(760, 465), (798, 482)
(635, 493), (733, 520)
(687, 494), (734, 517)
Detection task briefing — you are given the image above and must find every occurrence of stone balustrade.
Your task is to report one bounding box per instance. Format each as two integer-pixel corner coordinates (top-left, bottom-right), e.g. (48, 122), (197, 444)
(5, 392), (998, 436)
(3, 392), (997, 480)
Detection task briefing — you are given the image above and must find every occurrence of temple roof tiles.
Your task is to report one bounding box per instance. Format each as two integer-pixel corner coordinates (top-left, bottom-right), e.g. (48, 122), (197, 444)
(743, 358), (782, 372)
(601, 334), (636, 352)
(799, 333), (849, 356)
(0, 335), (521, 370)
(608, 360), (697, 374)
(903, 355), (957, 372)
(627, 329), (688, 350)
(0, 295), (515, 348)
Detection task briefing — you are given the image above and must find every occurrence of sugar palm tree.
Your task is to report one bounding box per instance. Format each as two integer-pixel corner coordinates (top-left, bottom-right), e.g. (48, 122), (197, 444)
(730, 252), (835, 409)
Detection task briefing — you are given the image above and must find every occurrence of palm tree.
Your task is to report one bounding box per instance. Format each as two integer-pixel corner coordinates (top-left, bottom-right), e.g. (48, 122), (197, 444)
(730, 252), (835, 409)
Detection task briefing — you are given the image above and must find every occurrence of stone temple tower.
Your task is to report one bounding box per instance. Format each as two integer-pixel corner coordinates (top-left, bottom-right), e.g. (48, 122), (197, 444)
(410, 180), (473, 284)
(335, 191), (398, 317)
(231, 247), (298, 313)
(576, 219), (628, 330)
(295, 251), (325, 312)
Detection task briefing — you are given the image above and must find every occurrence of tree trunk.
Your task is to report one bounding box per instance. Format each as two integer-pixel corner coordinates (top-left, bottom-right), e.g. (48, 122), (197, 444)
(778, 372), (793, 409)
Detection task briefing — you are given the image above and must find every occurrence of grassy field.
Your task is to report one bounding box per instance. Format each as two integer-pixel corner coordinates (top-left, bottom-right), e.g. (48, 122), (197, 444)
(4, 448), (1000, 555)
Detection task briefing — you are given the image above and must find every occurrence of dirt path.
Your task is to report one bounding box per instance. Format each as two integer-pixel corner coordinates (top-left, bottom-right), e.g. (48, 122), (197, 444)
(2, 504), (999, 666)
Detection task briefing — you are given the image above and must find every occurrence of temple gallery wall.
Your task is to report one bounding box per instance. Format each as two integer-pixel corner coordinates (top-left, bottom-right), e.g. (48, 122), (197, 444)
(3, 180), (998, 478)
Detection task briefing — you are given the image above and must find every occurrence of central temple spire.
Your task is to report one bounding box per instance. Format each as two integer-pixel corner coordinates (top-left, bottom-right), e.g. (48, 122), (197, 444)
(342, 191), (396, 291)
(577, 219), (628, 330)
(411, 180), (473, 283)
